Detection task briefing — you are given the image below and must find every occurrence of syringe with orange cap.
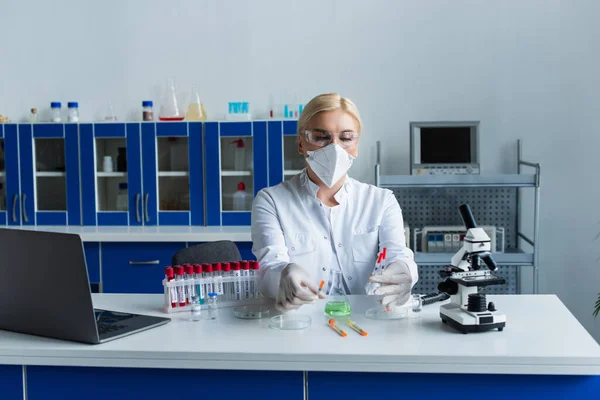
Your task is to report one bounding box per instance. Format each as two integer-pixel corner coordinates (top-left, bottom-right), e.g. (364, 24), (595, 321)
(328, 318), (347, 337)
(347, 319), (368, 336)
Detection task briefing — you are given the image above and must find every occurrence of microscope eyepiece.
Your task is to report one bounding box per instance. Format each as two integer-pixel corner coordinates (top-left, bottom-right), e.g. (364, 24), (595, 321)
(459, 203), (477, 229)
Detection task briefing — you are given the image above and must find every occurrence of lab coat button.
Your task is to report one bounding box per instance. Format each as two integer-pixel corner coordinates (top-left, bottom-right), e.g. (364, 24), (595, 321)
(291, 247), (295, 251)
(348, 276), (352, 280)
(322, 267), (327, 271)
(338, 243), (342, 247)
(324, 236), (328, 240)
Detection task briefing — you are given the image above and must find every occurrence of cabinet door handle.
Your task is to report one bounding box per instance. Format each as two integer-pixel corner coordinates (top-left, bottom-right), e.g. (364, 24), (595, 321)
(129, 260), (160, 265)
(144, 193), (149, 222)
(21, 193), (28, 223)
(135, 193), (141, 222)
(11, 194), (18, 222)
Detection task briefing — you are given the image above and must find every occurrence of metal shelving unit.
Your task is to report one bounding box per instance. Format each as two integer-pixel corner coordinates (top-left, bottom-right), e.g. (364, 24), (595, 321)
(375, 139), (541, 294)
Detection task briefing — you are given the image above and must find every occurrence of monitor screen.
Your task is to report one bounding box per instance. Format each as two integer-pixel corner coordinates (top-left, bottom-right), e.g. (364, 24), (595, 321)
(420, 127), (471, 164)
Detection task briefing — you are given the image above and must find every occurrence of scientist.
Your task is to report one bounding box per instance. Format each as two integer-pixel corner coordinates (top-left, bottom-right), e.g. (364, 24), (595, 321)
(251, 93), (418, 311)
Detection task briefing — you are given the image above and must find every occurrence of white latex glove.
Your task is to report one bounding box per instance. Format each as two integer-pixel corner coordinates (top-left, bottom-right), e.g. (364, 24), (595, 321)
(276, 263), (326, 311)
(368, 260), (413, 311)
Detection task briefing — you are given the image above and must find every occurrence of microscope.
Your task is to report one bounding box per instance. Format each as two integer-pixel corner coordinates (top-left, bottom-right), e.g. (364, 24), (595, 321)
(437, 204), (506, 334)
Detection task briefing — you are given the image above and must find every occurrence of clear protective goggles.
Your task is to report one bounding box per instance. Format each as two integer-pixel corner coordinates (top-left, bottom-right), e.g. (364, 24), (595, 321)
(300, 129), (360, 149)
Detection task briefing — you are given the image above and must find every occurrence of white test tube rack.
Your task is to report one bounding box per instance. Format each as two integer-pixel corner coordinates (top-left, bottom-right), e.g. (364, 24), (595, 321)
(162, 275), (266, 313)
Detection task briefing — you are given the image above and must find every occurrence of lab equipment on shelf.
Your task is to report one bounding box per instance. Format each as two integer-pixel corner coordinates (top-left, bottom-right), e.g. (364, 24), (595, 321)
(232, 182), (251, 211)
(104, 101), (117, 121)
(226, 101), (251, 121)
(159, 77), (184, 121)
(29, 108), (37, 123)
(102, 156), (113, 172)
(116, 182), (128, 211)
(186, 85), (206, 121)
(416, 225), (504, 253)
(162, 261), (265, 313)
(231, 139), (246, 170)
(50, 102), (62, 122)
(67, 102), (79, 122)
(325, 270), (351, 317)
(142, 100), (154, 121)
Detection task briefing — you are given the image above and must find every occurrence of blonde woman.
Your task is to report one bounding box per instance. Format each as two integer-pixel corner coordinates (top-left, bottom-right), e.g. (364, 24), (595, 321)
(251, 93), (418, 312)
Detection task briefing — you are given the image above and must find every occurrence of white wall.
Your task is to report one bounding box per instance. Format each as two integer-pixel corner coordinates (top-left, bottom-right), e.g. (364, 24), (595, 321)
(1, 0), (599, 342)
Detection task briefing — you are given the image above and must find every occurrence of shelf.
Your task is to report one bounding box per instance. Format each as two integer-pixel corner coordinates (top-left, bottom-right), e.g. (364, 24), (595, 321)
(36, 171), (66, 178)
(379, 174), (537, 188)
(97, 172), (127, 178)
(414, 250), (533, 266)
(221, 170), (252, 177)
(158, 171), (189, 177)
(284, 169), (303, 175)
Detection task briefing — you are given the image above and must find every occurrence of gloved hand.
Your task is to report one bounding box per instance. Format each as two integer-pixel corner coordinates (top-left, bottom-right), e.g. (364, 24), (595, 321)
(367, 260), (413, 311)
(276, 263), (326, 311)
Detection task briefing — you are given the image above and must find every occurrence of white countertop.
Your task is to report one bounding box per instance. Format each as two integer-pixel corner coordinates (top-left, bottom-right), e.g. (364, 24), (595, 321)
(0, 294), (598, 375)
(0, 225), (252, 242)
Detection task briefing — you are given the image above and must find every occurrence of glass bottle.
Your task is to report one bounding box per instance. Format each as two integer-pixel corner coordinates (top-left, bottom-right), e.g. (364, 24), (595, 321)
(189, 295), (202, 321)
(67, 102), (79, 122)
(142, 100), (154, 121)
(159, 77), (184, 121)
(50, 102), (62, 123)
(324, 270), (352, 316)
(207, 293), (218, 320)
(185, 85), (206, 121)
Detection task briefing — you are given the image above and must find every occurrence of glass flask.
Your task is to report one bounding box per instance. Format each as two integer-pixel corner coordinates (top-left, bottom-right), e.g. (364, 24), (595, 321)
(324, 270), (351, 317)
(186, 85), (207, 121)
(159, 77), (184, 121)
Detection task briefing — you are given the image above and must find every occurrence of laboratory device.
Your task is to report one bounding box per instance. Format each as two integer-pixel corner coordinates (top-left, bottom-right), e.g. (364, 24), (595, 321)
(410, 121), (480, 175)
(269, 313), (312, 330)
(0, 229), (170, 344)
(324, 270), (352, 316)
(437, 204), (506, 334)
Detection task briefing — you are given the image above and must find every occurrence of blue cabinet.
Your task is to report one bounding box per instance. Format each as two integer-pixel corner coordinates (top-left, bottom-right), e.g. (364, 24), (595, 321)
(26, 366), (303, 400)
(102, 242), (185, 293)
(0, 124), (80, 226)
(81, 122), (204, 226)
(0, 365), (23, 400)
(268, 120), (303, 186)
(205, 121), (268, 226)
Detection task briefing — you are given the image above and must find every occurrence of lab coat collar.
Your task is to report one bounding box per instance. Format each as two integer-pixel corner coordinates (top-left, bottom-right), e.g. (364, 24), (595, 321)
(300, 168), (350, 203)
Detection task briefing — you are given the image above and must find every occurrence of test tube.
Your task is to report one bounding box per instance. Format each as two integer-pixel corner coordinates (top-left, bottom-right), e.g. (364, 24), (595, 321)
(241, 261), (251, 300)
(222, 263), (231, 301)
(193, 264), (204, 304)
(249, 261), (259, 298)
(174, 266), (186, 307)
(213, 262), (224, 296)
(203, 264), (213, 297)
(184, 264), (196, 305)
(231, 261), (242, 301)
(164, 266), (177, 308)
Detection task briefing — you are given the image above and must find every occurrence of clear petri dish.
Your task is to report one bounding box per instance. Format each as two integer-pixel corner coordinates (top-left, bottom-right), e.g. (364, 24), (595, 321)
(365, 306), (409, 320)
(233, 305), (270, 319)
(269, 314), (312, 330)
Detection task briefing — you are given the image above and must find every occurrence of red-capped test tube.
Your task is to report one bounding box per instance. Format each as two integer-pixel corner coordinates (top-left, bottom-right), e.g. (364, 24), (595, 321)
(202, 264), (213, 297)
(213, 262), (223, 295)
(241, 261), (251, 299)
(184, 264), (196, 304)
(221, 263), (231, 301)
(249, 261), (259, 298)
(165, 266), (177, 308)
(193, 264), (204, 304)
(174, 266), (186, 307)
(231, 261), (241, 300)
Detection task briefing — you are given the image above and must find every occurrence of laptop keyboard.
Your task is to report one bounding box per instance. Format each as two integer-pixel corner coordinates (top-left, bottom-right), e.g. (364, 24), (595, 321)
(98, 323), (127, 336)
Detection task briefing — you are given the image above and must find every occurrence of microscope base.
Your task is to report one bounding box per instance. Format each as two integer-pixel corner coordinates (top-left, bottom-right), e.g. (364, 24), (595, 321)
(440, 303), (506, 334)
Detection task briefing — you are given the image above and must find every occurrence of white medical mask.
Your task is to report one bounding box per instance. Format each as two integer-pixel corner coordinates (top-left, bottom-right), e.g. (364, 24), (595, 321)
(305, 144), (356, 188)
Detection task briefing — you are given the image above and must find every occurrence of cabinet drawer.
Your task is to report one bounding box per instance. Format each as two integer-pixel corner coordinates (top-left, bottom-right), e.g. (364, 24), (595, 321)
(102, 242), (185, 293)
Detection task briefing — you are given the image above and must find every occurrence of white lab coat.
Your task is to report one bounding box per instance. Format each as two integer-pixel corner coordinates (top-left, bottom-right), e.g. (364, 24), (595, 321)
(251, 169), (418, 300)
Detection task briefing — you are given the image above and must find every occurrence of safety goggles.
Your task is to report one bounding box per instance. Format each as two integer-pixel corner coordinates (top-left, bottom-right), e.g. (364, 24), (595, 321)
(301, 130), (360, 149)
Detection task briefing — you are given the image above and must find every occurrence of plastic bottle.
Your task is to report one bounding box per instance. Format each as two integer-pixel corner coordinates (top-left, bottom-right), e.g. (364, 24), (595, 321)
(67, 102), (79, 122)
(0, 182), (5, 210)
(233, 182), (250, 211)
(50, 102), (61, 123)
(231, 139), (245, 170)
(116, 182), (128, 211)
(186, 85), (206, 121)
(29, 108), (38, 123)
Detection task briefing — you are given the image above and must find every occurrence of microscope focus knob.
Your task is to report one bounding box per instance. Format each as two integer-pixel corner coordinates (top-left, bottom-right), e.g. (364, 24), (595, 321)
(437, 280), (459, 295)
(488, 301), (496, 312)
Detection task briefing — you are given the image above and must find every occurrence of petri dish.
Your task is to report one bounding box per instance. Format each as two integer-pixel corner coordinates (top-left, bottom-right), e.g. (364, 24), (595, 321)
(365, 306), (409, 320)
(269, 314), (312, 330)
(233, 305), (270, 319)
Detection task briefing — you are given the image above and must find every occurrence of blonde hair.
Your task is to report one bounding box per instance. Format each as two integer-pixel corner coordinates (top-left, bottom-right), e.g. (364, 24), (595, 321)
(297, 93), (362, 134)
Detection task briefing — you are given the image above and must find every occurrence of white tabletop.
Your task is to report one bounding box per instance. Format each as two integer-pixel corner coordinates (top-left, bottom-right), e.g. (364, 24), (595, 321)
(0, 294), (598, 375)
(0, 225), (252, 242)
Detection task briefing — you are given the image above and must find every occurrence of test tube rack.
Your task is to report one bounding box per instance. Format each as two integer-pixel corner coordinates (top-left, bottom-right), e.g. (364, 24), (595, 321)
(162, 275), (266, 314)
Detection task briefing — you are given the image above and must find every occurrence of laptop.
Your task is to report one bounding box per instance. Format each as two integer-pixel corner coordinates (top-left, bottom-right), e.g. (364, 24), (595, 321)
(0, 229), (170, 344)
